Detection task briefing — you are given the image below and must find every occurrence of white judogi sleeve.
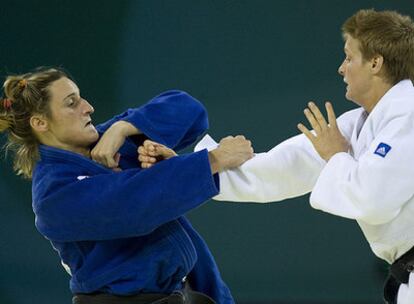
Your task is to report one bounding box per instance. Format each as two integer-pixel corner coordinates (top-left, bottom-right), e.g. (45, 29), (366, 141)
(311, 112), (414, 225)
(195, 134), (325, 203)
(194, 109), (359, 203)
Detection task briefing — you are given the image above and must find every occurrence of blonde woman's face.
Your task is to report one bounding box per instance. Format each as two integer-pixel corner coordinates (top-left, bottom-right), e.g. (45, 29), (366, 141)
(45, 77), (99, 154)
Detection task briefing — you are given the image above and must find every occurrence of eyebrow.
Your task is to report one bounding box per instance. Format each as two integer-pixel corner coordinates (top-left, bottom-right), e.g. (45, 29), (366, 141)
(63, 92), (77, 102)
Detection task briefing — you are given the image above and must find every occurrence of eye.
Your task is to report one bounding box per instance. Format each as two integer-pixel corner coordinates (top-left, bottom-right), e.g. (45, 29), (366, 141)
(67, 97), (79, 107)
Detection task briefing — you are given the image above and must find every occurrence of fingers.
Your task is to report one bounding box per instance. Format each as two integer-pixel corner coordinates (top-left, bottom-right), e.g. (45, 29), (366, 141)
(137, 145), (155, 158)
(91, 148), (120, 168)
(102, 154), (118, 168)
(302, 101), (338, 135)
(138, 153), (156, 164)
(143, 140), (157, 156)
(308, 102), (328, 129)
(308, 102), (328, 130)
(141, 161), (154, 169)
(297, 123), (315, 142)
(304, 108), (321, 133)
(114, 152), (121, 164)
(139, 148), (157, 168)
(220, 135), (249, 143)
(156, 145), (177, 159)
(325, 101), (338, 128)
(138, 140), (178, 168)
(138, 140), (159, 158)
(137, 146), (147, 156)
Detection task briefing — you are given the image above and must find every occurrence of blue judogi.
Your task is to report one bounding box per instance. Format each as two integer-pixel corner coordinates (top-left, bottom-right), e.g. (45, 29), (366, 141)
(32, 90), (234, 304)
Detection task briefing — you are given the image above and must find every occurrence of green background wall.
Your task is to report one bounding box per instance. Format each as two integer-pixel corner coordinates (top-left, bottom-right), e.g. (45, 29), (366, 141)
(0, 1), (413, 303)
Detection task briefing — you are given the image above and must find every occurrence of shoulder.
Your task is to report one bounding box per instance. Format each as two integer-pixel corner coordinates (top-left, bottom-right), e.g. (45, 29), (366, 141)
(337, 107), (364, 123)
(372, 92), (414, 132)
(32, 160), (90, 202)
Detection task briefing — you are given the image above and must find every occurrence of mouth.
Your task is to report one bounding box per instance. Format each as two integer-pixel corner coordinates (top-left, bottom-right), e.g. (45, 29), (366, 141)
(343, 79), (349, 89)
(85, 120), (93, 127)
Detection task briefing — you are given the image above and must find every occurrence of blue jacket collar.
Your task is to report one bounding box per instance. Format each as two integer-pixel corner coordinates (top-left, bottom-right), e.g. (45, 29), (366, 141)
(39, 145), (112, 174)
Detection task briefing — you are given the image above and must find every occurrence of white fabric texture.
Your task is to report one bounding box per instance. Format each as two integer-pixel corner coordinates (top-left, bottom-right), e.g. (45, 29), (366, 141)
(397, 272), (414, 304)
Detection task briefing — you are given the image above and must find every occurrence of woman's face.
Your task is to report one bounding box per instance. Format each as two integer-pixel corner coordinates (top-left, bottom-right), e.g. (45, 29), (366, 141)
(337, 35), (374, 108)
(45, 77), (99, 154)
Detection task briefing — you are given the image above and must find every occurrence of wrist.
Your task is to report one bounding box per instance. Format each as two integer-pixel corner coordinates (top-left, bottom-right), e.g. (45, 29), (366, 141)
(208, 149), (224, 174)
(113, 121), (141, 137)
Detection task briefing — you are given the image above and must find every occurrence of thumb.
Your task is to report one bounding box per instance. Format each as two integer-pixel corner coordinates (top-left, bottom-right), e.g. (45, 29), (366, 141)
(114, 153), (121, 166)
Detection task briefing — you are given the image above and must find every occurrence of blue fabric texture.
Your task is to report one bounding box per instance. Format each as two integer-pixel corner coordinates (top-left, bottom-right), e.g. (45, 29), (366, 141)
(31, 90), (234, 303)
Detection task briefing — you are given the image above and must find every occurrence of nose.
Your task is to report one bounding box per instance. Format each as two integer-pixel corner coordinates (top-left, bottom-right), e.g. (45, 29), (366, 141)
(81, 98), (94, 114)
(338, 60), (345, 76)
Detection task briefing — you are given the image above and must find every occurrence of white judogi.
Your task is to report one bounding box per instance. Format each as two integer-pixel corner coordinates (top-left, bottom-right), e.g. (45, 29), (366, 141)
(196, 79), (414, 303)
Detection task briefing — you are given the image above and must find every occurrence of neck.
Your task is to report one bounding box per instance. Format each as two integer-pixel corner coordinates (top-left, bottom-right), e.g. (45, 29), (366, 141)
(362, 79), (394, 113)
(52, 143), (91, 157)
(40, 138), (91, 157)
(36, 131), (93, 158)
(64, 146), (91, 158)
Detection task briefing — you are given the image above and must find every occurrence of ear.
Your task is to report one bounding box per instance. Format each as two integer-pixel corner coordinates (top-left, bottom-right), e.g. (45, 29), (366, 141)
(30, 115), (49, 133)
(370, 55), (384, 75)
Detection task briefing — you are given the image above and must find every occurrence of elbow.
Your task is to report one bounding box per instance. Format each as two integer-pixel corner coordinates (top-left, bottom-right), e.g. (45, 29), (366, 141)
(166, 90), (208, 127)
(185, 92), (208, 122)
(180, 91), (209, 134)
(356, 201), (401, 225)
(359, 212), (399, 225)
(35, 217), (66, 242)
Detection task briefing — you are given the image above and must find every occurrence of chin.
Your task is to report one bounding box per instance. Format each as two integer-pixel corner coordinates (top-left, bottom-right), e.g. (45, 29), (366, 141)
(90, 133), (100, 144)
(345, 89), (355, 101)
(344, 91), (360, 106)
(82, 131), (99, 146)
(345, 89), (352, 100)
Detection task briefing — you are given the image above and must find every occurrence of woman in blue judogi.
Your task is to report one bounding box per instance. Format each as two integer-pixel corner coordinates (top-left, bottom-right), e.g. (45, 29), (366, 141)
(0, 67), (253, 304)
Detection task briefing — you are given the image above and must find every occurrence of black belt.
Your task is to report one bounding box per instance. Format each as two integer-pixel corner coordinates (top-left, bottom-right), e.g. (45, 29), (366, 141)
(73, 292), (168, 304)
(384, 246), (414, 304)
(73, 287), (216, 304)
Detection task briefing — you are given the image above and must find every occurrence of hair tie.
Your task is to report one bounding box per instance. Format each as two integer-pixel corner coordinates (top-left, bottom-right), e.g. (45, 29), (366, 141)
(18, 79), (27, 89)
(2, 98), (13, 110)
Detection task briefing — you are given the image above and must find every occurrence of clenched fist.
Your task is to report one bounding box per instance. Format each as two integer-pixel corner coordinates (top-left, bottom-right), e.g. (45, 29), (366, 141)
(209, 135), (254, 173)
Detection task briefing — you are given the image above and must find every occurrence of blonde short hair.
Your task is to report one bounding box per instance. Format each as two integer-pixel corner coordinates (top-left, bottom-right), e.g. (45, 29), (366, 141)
(342, 9), (414, 84)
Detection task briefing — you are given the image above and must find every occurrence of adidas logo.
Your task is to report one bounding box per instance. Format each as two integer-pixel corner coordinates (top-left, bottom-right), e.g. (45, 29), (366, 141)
(376, 147), (387, 156)
(374, 143), (391, 158)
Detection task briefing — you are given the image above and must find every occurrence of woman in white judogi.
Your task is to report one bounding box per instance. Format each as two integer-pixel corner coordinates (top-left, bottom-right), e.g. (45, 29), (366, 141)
(196, 79), (414, 304)
(195, 9), (414, 304)
(139, 9), (414, 304)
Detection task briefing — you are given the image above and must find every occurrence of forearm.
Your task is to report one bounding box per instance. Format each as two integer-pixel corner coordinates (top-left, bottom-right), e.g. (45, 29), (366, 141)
(96, 90), (208, 151)
(214, 135), (324, 202)
(121, 91), (208, 149)
(113, 120), (141, 137)
(34, 151), (218, 242)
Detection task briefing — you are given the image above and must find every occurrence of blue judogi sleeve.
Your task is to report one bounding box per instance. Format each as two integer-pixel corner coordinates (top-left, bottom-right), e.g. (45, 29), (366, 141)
(96, 90), (208, 151)
(33, 150), (218, 242)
